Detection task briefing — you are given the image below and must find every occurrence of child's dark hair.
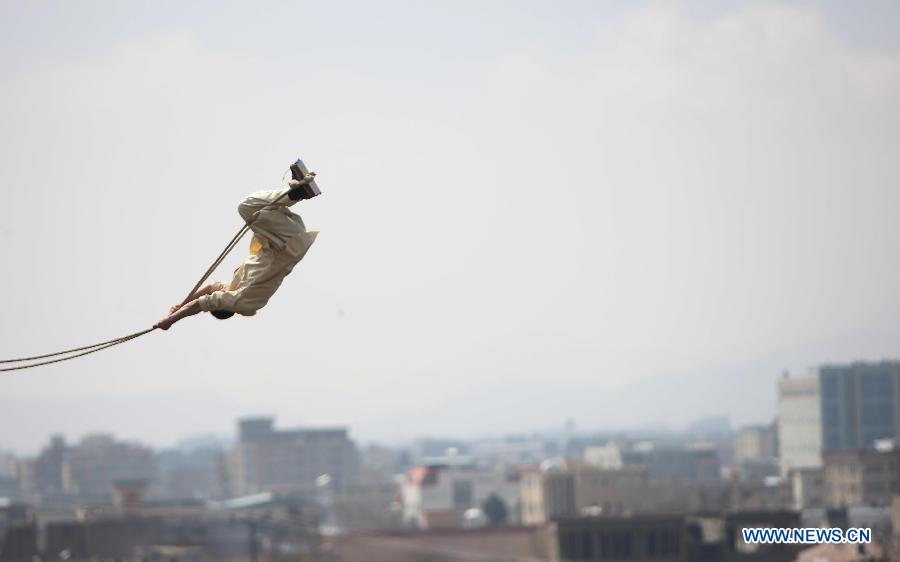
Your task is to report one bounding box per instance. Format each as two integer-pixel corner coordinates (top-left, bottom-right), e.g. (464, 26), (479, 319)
(211, 310), (235, 320)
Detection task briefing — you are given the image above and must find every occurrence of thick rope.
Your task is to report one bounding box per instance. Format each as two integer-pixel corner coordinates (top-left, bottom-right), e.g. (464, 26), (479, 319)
(180, 224), (250, 306)
(0, 182), (305, 373)
(0, 329), (154, 372)
(0, 332), (140, 363)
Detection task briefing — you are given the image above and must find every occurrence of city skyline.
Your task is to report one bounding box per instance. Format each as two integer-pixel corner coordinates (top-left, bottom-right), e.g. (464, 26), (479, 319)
(3, 1), (900, 462)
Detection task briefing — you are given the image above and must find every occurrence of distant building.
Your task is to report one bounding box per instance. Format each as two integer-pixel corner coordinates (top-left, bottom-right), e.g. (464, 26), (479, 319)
(155, 446), (226, 501)
(556, 514), (699, 561)
(777, 373), (822, 475)
(788, 467), (825, 510)
(0, 452), (21, 501)
(521, 465), (576, 524)
(15, 434), (158, 504)
(583, 443), (624, 469)
(401, 460), (521, 529)
(0, 499), (29, 547)
(629, 443), (720, 483)
(822, 442), (900, 507)
(733, 423), (779, 484)
(727, 477), (792, 512)
(584, 441), (720, 483)
(13, 460), (36, 500)
(556, 511), (803, 562)
(819, 362), (900, 450)
(521, 462), (737, 524)
(734, 424), (777, 465)
(228, 417), (359, 496)
(0, 452), (17, 480)
(522, 463), (651, 524)
(328, 512), (804, 562)
(0, 497), (321, 562)
(62, 434), (157, 501)
(32, 435), (68, 497)
(360, 445), (412, 478)
(779, 361), (900, 476)
(334, 476), (403, 531)
(410, 438), (470, 464)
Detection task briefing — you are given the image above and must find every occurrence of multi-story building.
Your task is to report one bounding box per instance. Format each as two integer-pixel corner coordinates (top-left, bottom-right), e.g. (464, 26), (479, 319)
(401, 458), (521, 529)
(819, 362), (900, 450)
(556, 511), (804, 562)
(0, 453), (20, 500)
(779, 361), (900, 476)
(15, 434), (157, 503)
(733, 423), (779, 483)
(584, 441), (720, 483)
(583, 443), (624, 469)
(62, 434), (157, 500)
(0, 452), (17, 480)
(521, 465), (575, 524)
(734, 424), (777, 465)
(788, 467), (825, 510)
(0, 499), (29, 549)
(329, 512), (805, 562)
(822, 442), (900, 507)
(32, 435), (68, 497)
(521, 462), (736, 524)
(13, 460), (36, 500)
(228, 417), (359, 496)
(777, 373), (822, 475)
(522, 463), (651, 524)
(556, 514), (697, 561)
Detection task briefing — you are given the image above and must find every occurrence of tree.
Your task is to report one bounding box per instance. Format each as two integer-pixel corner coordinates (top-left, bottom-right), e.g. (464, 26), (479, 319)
(481, 494), (509, 525)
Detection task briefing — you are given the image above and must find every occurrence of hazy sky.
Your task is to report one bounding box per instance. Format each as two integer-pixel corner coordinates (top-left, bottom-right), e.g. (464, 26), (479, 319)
(1, 1), (899, 454)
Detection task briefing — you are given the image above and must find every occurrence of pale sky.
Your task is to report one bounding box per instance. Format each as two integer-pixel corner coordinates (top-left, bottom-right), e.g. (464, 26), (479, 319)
(1, 1), (899, 454)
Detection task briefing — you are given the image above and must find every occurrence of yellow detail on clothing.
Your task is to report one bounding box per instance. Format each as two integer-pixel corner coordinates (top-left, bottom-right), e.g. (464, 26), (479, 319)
(250, 235), (264, 256)
(198, 189), (318, 316)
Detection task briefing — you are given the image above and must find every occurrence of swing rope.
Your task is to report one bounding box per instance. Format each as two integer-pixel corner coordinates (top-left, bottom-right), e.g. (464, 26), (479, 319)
(0, 184), (302, 373)
(0, 329), (155, 372)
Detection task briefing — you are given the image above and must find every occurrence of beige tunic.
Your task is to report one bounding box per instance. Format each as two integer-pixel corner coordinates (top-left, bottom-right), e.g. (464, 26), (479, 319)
(198, 189), (318, 316)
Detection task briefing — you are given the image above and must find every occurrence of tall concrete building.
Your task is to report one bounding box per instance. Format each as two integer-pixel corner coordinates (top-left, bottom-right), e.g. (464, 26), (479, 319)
(228, 417), (359, 496)
(819, 362), (900, 451)
(778, 361), (900, 476)
(778, 372), (824, 475)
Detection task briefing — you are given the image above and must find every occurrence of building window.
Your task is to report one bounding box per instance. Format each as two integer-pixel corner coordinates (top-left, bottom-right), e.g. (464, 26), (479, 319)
(582, 532), (595, 559)
(561, 532), (578, 560)
(611, 531), (632, 558)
